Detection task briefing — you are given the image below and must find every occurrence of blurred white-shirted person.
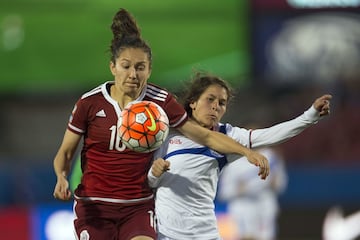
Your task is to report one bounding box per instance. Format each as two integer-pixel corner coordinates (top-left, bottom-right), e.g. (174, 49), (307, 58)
(218, 146), (288, 240)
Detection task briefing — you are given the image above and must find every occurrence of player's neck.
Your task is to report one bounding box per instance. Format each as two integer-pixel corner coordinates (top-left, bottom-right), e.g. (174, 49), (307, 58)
(110, 84), (137, 109)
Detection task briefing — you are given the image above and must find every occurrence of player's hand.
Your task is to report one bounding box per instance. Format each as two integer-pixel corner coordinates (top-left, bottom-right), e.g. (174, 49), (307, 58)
(313, 94), (332, 116)
(151, 158), (170, 177)
(246, 150), (270, 180)
(53, 176), (72, 201)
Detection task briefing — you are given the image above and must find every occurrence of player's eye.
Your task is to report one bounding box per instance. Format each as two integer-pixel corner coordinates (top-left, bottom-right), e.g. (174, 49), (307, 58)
(136, 65), (146, 71)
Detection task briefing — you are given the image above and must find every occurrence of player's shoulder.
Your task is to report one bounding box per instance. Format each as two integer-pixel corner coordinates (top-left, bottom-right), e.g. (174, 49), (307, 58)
(80, 82), (108, 100)
(144, 83), (170, 103)
(216, 122), (235, 133)
(220, 122), (249, 133)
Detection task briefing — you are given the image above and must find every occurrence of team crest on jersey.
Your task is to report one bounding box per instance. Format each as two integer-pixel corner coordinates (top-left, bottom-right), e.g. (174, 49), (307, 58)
(79, 230), (89, 240)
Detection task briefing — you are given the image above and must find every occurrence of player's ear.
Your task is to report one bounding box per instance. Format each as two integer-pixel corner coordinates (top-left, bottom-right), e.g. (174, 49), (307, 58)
(189, 102), (197, 111)
(110, 61), (116, 76)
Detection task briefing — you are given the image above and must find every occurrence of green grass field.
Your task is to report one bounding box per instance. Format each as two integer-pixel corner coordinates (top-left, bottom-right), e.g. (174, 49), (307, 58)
(0, 0), (251, 93)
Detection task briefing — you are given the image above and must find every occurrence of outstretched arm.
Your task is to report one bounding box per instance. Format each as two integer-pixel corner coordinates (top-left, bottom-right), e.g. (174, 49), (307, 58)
(249, 94), (332, 149)
(178, 120), (269, 179)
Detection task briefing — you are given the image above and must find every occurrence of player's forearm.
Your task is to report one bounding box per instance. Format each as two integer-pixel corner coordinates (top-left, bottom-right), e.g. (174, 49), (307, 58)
(180, 120), (269, 179)
(54, 163), (69, 180)
(53, 130), (81, 179)
(179, 120), (250, 156)
(250, 106), (320, 148)
(207, 130), (251, 156)
(53, 151), (73, 179)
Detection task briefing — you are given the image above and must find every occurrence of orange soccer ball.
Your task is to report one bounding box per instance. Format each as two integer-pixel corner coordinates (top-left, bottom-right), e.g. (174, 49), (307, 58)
(118, 101), (169, 152)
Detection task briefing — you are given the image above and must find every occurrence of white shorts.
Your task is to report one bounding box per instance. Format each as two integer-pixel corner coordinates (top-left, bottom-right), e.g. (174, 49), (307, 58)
(157, 231), (222, 240)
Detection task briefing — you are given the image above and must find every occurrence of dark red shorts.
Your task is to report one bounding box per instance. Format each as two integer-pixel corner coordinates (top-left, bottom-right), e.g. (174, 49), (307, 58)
(73, 199), (156, 240)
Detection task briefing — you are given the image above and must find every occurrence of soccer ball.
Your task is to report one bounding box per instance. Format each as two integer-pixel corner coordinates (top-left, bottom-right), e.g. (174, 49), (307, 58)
(118, 101), (169, 152)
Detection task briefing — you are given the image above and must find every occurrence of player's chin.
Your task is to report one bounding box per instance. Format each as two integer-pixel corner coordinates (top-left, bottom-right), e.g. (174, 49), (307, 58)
(208, 119), (219, 129)
(201, 121), (214, 129)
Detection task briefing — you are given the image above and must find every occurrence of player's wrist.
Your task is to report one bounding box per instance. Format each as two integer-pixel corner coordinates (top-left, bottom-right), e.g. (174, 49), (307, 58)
(304, 105), (320, 122)
(240, 146), (252, 158)
(56, 171), (67, 179)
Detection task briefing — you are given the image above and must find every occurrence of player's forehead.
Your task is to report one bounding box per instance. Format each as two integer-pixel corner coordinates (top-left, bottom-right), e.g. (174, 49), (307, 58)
(201, 84), (228, 101)
(117, 48), (149, 64)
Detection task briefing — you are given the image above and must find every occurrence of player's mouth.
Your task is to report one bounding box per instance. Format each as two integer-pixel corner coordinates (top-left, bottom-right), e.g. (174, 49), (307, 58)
(208, 114), (218, 121)
(125, 82), (140, 88)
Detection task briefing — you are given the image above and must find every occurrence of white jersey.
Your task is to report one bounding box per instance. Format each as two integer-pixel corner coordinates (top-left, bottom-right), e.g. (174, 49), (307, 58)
(148, 106), (320, 240)
(218, 148), (287, 240)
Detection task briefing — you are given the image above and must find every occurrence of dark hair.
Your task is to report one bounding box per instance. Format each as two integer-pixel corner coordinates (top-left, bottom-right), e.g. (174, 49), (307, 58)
(182, 71), (233, 117)
(110, 8), (152, 67)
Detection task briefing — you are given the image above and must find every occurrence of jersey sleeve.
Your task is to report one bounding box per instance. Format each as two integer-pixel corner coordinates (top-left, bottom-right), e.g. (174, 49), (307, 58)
(249, 105), (320, 148)
(225, 123), (251, 147)
(67, 98), (88, 135)
(163, 93), (188, 128)
(222, 123), (251, 163)
(147, 167), (162, 188)
(224, 105), (319, 152)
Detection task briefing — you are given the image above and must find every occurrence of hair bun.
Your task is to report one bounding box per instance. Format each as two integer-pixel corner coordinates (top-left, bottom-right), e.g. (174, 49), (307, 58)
(111, 8), (141, 40)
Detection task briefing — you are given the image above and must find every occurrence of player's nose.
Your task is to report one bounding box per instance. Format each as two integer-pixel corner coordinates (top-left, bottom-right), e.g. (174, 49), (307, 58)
(129, 67), (136, 79)
(211, 101), (220, 111)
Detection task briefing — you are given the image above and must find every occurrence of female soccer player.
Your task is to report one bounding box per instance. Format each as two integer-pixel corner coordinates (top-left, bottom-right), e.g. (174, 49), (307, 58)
(52, 9), (268, 240)
(148, 71), (331, 240)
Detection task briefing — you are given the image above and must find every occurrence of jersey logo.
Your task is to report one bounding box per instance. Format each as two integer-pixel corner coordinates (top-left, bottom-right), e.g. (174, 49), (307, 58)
(96, 109), (106, 117)
(169, 139), (182, 144)
(145, 107), (156, 131)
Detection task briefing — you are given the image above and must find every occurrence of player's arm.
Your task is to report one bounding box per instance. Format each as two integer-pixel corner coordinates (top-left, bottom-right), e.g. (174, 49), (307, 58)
(249, 94), (332, 148)
(147, 158), (170, 188)
(178, 120), (269, 179)
(53, 129), (82, 200)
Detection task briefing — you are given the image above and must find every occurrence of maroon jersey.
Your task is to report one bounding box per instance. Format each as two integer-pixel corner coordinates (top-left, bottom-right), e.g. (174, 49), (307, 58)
(68, 81), (187, 203)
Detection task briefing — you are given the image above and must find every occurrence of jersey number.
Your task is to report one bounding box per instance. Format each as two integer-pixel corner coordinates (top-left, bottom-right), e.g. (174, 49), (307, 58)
(148, 210), (157, 230)
(109, 125), (126, 151)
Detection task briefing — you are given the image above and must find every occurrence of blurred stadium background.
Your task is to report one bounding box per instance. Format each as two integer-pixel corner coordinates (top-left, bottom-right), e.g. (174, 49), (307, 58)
(0, 0), (359, 239)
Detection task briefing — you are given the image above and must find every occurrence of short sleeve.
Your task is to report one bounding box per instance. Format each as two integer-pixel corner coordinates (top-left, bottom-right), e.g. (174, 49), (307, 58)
(67, 98), (88, 135)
